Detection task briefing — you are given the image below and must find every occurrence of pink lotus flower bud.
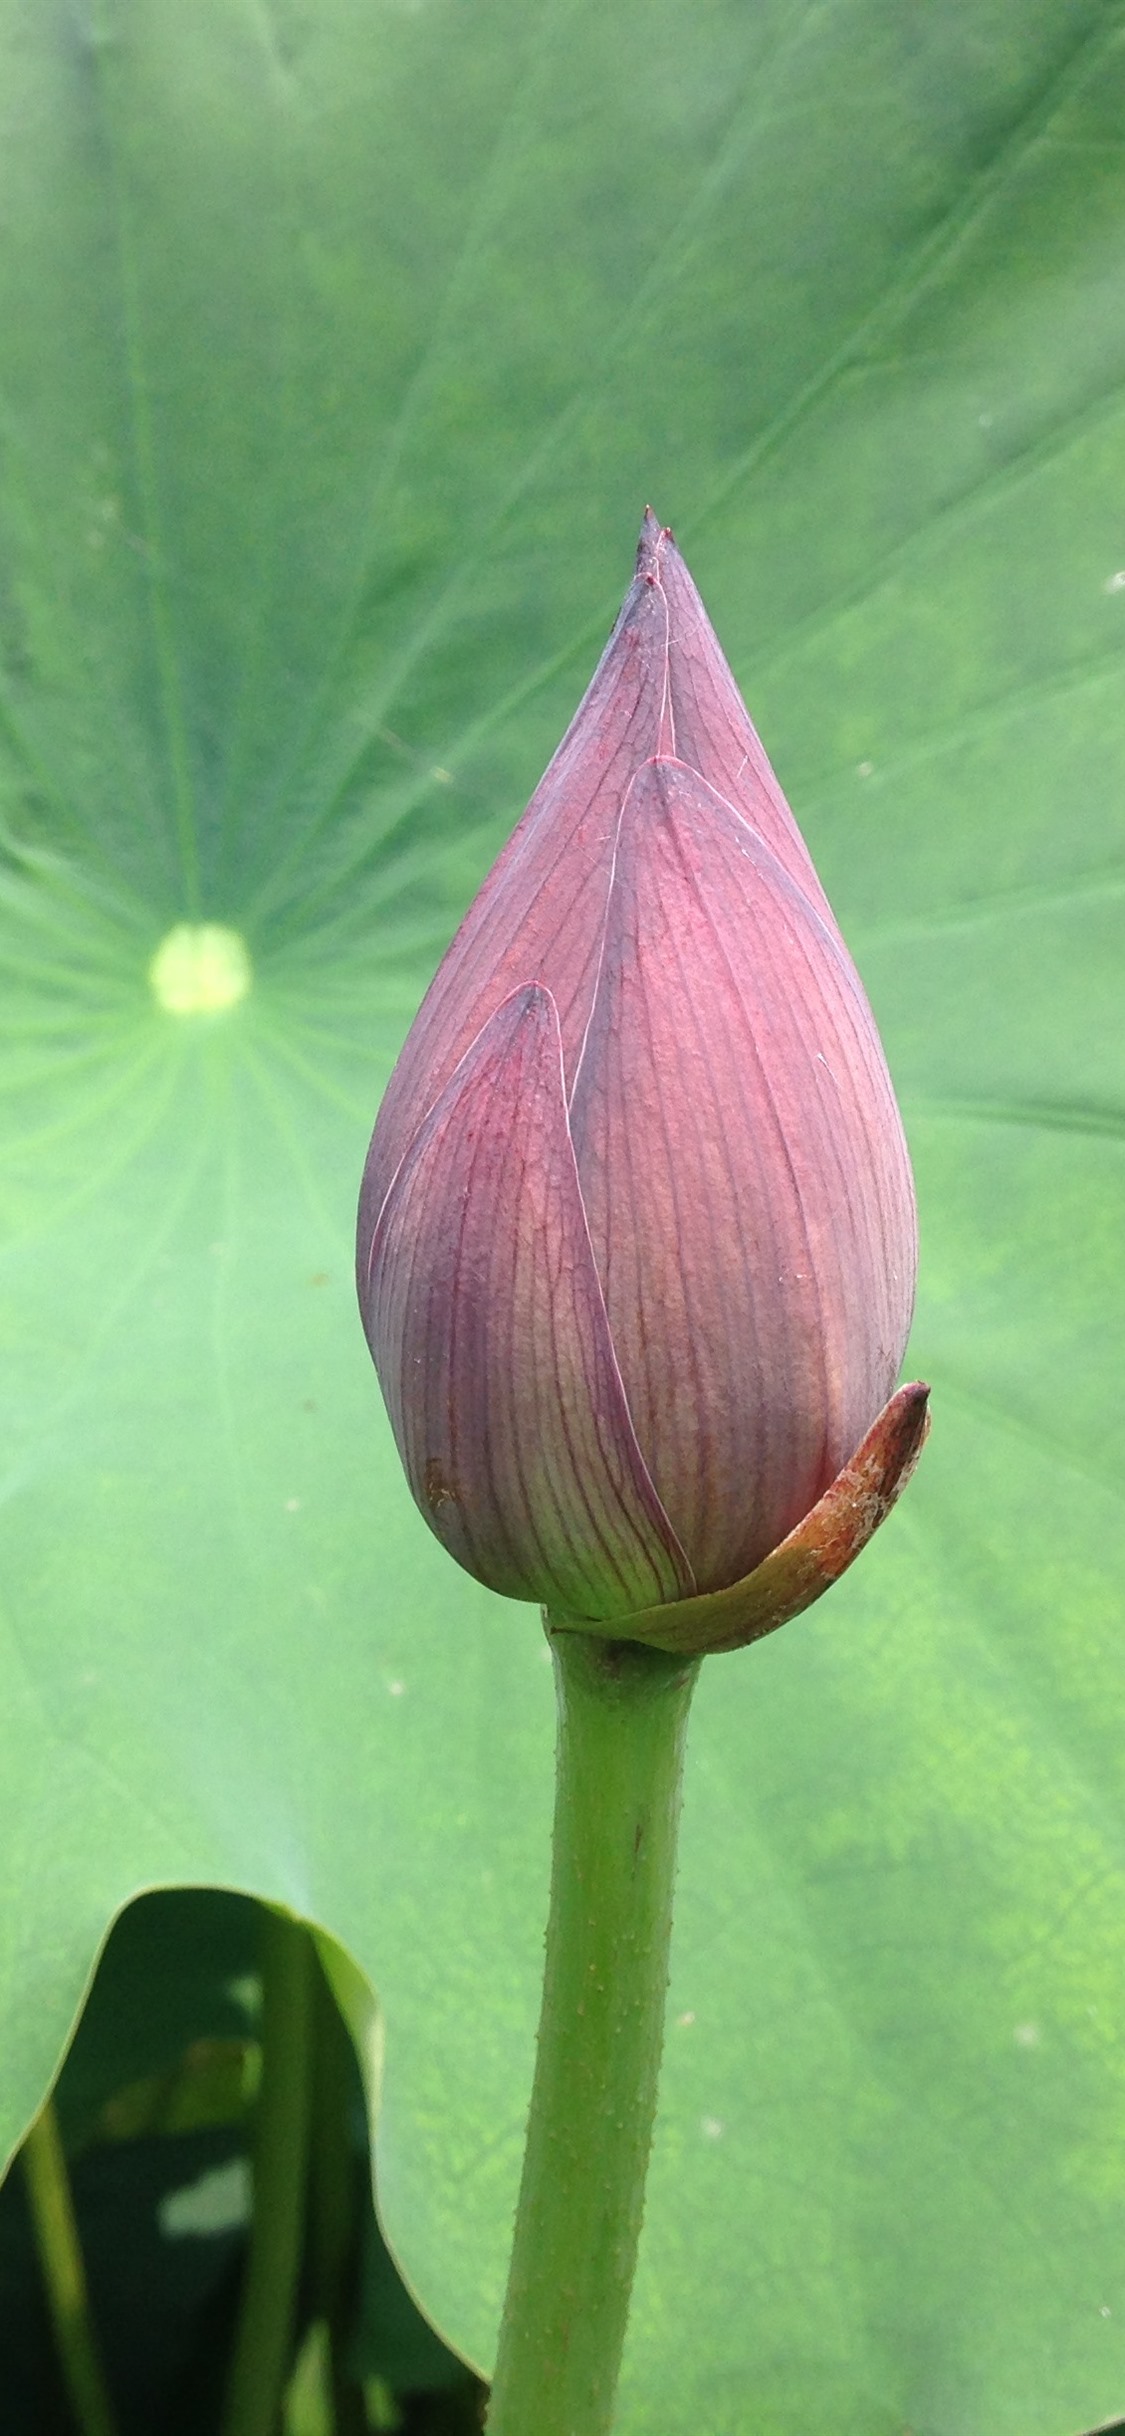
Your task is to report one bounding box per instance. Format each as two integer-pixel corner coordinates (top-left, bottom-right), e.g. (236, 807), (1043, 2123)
(357, 514), (927, 1654)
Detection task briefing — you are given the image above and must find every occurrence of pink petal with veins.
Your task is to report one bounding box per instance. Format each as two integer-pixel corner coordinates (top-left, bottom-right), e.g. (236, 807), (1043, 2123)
(363, 985), (693, 1619)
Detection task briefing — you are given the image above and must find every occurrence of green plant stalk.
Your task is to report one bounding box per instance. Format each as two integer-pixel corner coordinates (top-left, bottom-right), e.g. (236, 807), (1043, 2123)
(307, 1955), (369, 2436)
(486, 1628), (700, 2436)
(22, 2096), (121, 2436)
(221, 1906), (315, 2436)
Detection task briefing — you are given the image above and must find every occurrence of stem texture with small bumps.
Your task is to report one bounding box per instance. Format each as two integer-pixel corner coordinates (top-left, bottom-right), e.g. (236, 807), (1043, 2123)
(486, 1628), (699, 2436)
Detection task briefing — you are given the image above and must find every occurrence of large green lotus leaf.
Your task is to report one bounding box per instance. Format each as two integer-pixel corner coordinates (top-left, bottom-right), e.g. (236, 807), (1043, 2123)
(2, 2), (1124, 2430)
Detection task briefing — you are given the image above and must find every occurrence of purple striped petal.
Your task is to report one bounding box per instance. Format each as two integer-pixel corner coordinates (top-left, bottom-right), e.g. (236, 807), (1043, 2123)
(362, 984), (694, 1619)
(568, 757), (917, 1593)
(359, 535), (673, 1248)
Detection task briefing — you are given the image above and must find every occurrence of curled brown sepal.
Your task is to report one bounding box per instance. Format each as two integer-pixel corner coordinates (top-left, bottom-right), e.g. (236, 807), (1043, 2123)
(549, 1383), (930, 1659)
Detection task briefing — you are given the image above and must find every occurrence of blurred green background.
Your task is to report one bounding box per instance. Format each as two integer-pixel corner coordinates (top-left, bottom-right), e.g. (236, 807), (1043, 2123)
(1, 3), (1123, 2430)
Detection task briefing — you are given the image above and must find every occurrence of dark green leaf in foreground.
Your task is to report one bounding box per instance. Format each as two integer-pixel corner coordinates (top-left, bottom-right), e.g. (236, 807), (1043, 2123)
(1, 3), (1124, 2431)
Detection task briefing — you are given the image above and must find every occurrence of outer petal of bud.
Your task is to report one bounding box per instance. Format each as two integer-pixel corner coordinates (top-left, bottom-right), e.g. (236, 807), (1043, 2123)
(569, 755), (916, 1593)
(362, 984), (694, 1620)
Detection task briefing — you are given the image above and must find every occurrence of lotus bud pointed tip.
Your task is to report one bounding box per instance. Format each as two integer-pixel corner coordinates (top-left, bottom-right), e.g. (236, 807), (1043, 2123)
(636, 504), (676, 581)
(358, 522), (922, 1643)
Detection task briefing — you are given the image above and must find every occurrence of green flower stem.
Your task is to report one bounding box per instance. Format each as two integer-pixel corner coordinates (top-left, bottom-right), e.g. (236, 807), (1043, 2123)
(486, 1628), (700, 2436)
(221, 1906), (315, 2436)
(22, 2097), (120, 2436)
